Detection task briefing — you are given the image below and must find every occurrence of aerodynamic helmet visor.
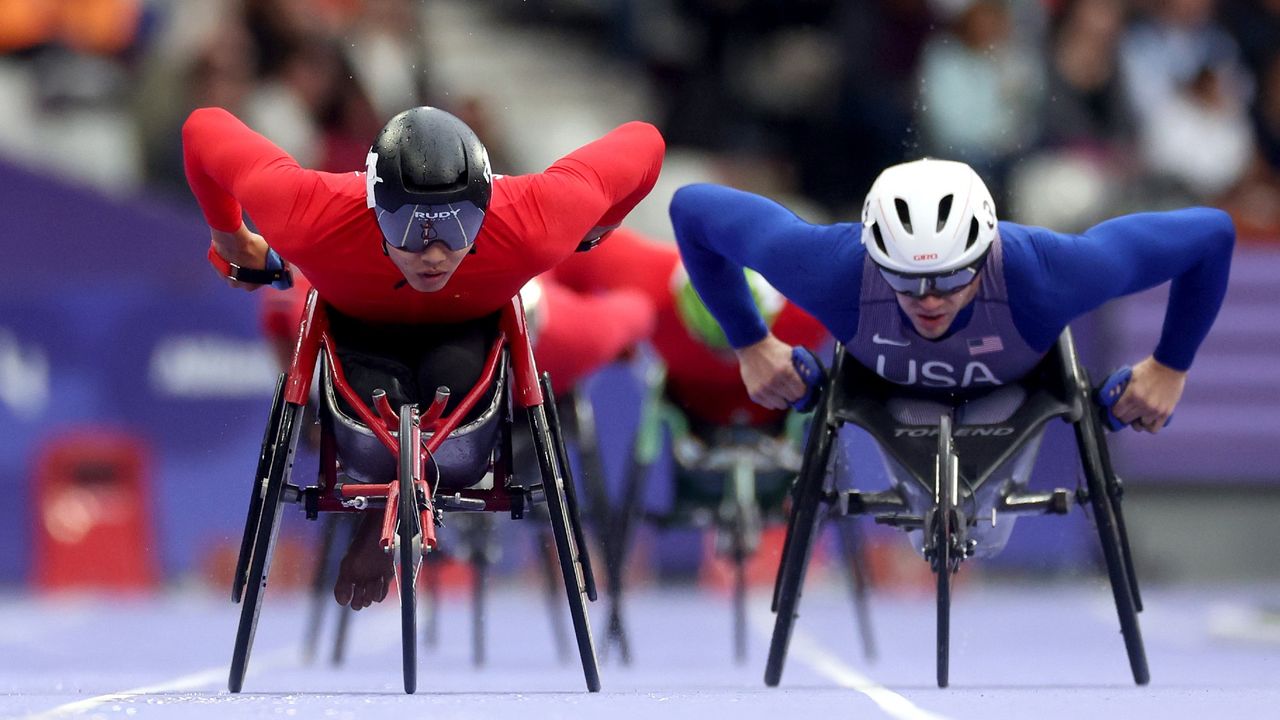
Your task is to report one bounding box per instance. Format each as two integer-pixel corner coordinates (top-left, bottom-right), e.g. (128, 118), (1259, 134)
(374, 201), (485, 253)
(875, 250), (989, 298)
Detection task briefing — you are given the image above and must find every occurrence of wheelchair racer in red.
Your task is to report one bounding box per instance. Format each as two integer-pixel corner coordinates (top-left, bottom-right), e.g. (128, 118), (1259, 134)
(184, 105), (664, 611)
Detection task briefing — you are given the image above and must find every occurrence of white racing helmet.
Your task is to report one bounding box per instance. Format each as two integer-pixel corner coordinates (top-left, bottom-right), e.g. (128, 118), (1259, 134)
(861, 159), (997, 297)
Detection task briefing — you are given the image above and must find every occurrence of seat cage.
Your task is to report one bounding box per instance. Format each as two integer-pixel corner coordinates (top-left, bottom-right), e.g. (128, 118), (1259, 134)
(281, 289), (548, 514)
(230, 289), (605, 694)
(318, 346), (509, 488)
(828, 329), (1088, 495)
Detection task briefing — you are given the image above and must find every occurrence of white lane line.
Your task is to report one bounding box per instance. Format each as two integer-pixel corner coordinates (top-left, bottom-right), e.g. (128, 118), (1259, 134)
(25, 666), (231, 718)
(25, 601), (406, 718)
(752, 610), (951, 720)
(24, 645), (294, 719)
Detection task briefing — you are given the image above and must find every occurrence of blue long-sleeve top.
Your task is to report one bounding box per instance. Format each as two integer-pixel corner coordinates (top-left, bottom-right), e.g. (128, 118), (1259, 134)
(670, 184), (1235, 372)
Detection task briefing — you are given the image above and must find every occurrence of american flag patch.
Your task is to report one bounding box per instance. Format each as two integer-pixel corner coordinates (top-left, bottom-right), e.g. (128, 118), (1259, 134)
(968, 336), (1004, 356)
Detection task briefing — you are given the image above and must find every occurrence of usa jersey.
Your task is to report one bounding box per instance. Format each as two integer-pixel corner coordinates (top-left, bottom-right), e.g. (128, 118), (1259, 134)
(849, 239), (1041, 394)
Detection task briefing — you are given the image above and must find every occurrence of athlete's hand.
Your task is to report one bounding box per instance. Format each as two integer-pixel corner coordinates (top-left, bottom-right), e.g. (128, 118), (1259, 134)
(211, 223), (270, 292)
(735, 334), (807, 410)
(1112, 355), (1185, 433)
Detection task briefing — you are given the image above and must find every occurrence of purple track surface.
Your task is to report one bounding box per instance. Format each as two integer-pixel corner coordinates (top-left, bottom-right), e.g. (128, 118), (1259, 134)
(3, 582), (1279, 719)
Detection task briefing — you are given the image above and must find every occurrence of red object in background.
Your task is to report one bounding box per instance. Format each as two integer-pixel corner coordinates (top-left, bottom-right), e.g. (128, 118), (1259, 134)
(552, 228), (829, 426)
(31, 427), (159, 592)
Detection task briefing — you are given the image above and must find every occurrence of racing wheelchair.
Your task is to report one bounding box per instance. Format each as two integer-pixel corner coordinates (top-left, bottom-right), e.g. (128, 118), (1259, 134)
(586, 356), (875, 665)
(301, 510), (574, 669)
(230, 290), (600, 694)
(766, 329), (1148, 688)
(300, 402), (591, 669)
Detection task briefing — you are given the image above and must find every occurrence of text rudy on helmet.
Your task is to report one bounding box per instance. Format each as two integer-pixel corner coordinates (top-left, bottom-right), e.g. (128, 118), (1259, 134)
(366, 106), (492, 252)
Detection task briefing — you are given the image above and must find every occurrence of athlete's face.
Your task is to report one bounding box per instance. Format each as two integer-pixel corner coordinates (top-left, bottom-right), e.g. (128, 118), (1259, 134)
(385, 241), (470, 292)
(894, 273), (982, 340)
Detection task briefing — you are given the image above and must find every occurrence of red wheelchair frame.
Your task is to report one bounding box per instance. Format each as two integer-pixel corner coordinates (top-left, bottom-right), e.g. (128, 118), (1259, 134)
(229, 290), (599, 694)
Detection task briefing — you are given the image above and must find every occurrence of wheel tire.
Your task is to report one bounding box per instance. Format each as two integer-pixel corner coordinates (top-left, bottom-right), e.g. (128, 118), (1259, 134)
(935, 415), (956, 689)
(530, 402), (602, 692)
(764, 417), (837, 687)
(229, 400), (302, 693)
(398, 405), (422, 695)
(1076, 406), (1150, 685)
(233, 374), (287, 604)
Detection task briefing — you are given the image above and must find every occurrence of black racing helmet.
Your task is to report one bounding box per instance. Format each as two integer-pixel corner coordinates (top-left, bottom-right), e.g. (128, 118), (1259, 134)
(365, 107), (492, 252)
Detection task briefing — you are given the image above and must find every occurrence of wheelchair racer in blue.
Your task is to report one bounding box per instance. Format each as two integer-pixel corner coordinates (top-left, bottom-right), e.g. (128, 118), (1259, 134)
(673, 158), (1234, 687)
(673, 158), (1232, 436)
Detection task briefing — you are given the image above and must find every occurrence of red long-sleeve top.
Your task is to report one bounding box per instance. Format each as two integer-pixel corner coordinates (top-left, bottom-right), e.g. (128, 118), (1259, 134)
(183, 107), (664, 324)
(260, 271), (657, 397)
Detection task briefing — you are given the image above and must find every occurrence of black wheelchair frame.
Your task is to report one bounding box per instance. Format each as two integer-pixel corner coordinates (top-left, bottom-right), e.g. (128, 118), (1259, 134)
(230, 291), (600, 694)
(765, 328), (1148, 688)
(580, 358), (875, 666)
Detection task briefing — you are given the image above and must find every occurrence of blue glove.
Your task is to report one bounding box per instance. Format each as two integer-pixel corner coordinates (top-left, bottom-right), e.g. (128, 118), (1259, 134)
(790, 346), (826, 413)
(265, 248), (294, 290)
(1096, 366), (1172, 432)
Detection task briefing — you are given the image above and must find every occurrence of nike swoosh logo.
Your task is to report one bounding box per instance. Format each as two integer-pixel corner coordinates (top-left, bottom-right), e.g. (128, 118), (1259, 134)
(872, 333), (910, 347)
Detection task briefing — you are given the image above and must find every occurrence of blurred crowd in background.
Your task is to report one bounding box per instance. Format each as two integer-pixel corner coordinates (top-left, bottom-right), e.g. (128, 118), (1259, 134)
(2, 0), (1280, 238)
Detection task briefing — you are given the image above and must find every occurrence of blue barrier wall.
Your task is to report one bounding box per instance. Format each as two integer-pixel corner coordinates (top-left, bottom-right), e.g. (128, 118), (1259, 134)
(0, 159), (273, 583)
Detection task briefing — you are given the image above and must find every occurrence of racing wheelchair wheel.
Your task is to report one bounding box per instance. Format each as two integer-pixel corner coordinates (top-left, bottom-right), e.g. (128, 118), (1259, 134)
(232, 374), (287, 605)
(1074, 395), (1149, 685)
(765, 389), (838, 687)
(930, 415), (960, 689)
(462, 514), (496, 668)
(302, 513), (344, 664)
(422, 555), (441, 649)
(229, 384), (304, 693)
(731, 525), (749, 665)
(727, 457), (758, 665)
(834, 520), (877, 662)
(398, 404), (424, 694)
(531, 372), (601, 692)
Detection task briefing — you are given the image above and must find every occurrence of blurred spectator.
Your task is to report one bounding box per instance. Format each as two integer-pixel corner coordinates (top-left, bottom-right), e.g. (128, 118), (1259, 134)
(1005, 0), (1128, 232)
(0, 0), (143, 56)
(916, 0), (1045, 202)
(1140, 64), (1255, 199)
(1219, 53), (1280, 240)
(1221, 0), (1280, 82)
(1120, 0), (1251, 120)
(1118, 1), (1256, 197)
(1041, 0), (1132, 153)
(0, 0), (148, 189)
(136, 16), (254, 198)
(814, 0), (934, 214)
(135, 0), (440, 201)
(344, 0), (433, 120)
(1258, 54), (1280, 174)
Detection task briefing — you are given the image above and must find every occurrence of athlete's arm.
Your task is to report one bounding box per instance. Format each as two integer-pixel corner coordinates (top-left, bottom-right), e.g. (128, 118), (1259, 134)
(670, 183), (861, 348)
(497, 122), (664, 265)
(670, 184), (861, 408)
(1004, 208), (1234, 432)
(1004, 208), (1235, 370)
(182, 107), (332, 262)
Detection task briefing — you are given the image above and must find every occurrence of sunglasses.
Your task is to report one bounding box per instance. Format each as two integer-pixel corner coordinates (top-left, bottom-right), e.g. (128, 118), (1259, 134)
(374, 202), (485, 253)
(876, 251), (988, 298)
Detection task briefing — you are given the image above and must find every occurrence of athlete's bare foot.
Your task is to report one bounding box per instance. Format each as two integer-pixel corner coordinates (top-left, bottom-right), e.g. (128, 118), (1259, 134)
(334, 513), (396, 610)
